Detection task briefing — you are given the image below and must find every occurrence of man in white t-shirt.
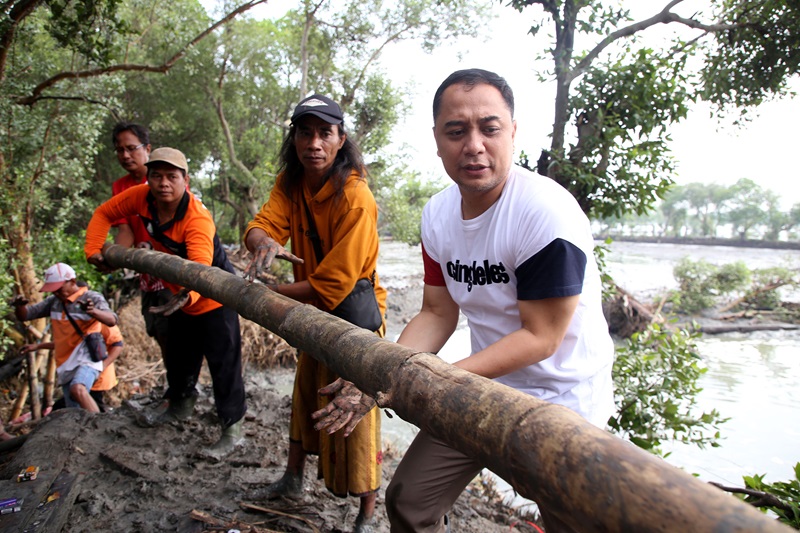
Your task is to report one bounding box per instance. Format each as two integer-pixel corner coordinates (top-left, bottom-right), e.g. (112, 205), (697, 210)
(314, 69), (614, 533)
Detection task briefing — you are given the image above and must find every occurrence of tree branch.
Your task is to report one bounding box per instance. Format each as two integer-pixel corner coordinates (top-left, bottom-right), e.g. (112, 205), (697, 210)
(13, 0), (269, 106)
(210, 78), (257, 188)
(341, 28), (408, 109)
(24, 108), (56, 233)
(531, 0), (559, 19)
(14, 94), (114, 108)
(0, 0), (44, 83)
(717, 280), (792, 314)
(299, 0), (327, 98)
(709, 482), (795, 515)
(566, 0), (737, 84)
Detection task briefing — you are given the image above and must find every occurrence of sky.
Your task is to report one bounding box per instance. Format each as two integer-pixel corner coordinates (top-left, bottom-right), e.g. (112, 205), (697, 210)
(227, 0), (800, 209)
(377, 3), (800, 209)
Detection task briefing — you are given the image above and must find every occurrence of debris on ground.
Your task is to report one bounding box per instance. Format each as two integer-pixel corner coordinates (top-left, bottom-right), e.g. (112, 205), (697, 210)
(0, 290), (541, 532)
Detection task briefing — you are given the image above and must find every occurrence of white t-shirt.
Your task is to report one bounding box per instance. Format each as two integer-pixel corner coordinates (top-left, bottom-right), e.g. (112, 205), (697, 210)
(421, 165), (614, 426)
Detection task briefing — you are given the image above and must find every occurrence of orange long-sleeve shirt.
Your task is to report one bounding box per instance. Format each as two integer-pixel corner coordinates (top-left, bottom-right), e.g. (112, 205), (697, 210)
(85, 184), (228, 315)
(244, 171), (386, 316)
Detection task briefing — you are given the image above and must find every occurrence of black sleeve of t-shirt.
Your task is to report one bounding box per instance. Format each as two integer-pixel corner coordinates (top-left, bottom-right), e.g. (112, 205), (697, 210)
(515, 238), (587, 300)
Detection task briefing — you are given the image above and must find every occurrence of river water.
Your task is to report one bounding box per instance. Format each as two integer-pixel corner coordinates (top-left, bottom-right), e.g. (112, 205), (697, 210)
(376, 239), (800, 493)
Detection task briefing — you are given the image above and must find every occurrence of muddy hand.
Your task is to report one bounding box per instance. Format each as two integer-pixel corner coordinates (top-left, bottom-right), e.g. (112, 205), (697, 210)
(243, 238), (303, 282)
(79, 298), (96, 315)
(87, 252), (115, 274)
(312, 378), (376, 437)
(149, 288), (191, 316)
(10, 295), (29, 308)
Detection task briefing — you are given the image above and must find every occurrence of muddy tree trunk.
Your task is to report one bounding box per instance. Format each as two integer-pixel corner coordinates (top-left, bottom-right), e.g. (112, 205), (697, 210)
(101, 244), (790, 533)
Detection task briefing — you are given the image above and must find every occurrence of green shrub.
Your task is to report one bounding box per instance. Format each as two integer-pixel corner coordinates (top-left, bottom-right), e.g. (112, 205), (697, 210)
(594, 238), (618, 302)
(33, 227), (121, 294)
(608, 323), (728, 454)
(738, 463), (800, 529)
(0, 237), (16, 356)
(671, 258), (750, 313)
(715, 261), (751, 293)
(745, 266), (798, 310)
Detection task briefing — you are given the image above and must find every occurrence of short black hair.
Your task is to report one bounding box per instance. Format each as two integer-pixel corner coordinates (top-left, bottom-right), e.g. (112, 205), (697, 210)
(432, 69), (514, 122)
(112, 122), (150, 146)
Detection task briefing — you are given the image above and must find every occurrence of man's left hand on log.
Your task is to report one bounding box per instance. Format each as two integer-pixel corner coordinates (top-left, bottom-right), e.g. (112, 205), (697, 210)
(312, 378), (376, 437)
(149, 288), (191, 316)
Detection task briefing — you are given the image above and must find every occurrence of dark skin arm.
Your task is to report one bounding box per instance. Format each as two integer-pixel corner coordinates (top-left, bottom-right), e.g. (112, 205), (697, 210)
(103, 344), (122, 370)
(23, 341), (120, 370)
(244, 227), (316, 300)
(243, 228), (304, 282)
(311, 284), (459, 437)
(114, 223), (135, 247)
(313, 378), (377, 436)
(148, 288), (191, 317)
(312, 287), (581, 437)
(20, 341), (54, 354)
(80, 298), (117, 327)
(11, 295), (29, 321)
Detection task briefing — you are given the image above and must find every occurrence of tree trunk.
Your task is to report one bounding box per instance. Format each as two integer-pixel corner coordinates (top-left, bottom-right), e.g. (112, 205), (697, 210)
(8, 221), (48, 340)
(26, 352), (41, 420)
(100, 244), (790, 533)
(44, 350), (57, 409)
(10, 381), (28, 422)
(548, 2), (577, 188)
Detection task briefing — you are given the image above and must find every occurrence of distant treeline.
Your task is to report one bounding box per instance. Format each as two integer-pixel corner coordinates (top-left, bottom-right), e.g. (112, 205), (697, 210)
(598, 235), (800, 251)
(595, 178), (800, 242)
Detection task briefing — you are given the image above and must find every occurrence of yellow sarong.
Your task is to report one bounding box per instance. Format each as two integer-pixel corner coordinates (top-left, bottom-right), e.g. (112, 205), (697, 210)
(289, 335), (383, 497)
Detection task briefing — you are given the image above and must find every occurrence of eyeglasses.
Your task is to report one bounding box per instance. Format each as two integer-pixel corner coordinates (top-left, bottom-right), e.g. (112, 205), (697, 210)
(115, 143), (145, 155)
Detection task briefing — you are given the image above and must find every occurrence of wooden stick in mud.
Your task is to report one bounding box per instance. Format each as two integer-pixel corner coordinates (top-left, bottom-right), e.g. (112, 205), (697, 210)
(26, 351), (41, 420)
(43, 346), (57, 409)
(101, 244), (792, 533)
(10, 380), (28, 422)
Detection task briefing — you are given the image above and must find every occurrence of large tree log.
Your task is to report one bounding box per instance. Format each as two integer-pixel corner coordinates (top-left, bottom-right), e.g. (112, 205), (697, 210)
(101, 245), (789, 533)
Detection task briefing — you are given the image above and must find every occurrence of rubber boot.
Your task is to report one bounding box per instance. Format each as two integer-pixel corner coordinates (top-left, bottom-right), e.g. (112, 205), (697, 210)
(197, 419), (244, 462)
(139, 395), (196, 427)
(247, 471), (304, 501)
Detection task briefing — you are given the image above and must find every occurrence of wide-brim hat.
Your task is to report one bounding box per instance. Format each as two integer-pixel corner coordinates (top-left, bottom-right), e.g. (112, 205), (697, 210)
(40, 262), (76, 292)
(291, 94), (343, 125)
(146, 147), (188, 173)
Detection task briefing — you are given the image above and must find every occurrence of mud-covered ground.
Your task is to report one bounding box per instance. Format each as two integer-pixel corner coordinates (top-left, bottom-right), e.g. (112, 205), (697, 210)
(0, 285), (539, 533)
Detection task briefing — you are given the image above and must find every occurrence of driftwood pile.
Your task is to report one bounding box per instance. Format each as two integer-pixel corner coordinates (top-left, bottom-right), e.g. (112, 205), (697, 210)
(603, 283), (800, 337)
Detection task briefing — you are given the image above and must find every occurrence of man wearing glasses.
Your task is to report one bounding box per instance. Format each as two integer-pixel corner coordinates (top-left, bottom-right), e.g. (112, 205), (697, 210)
(110, 123), (172, 367)
(112, 122), (150, 197)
